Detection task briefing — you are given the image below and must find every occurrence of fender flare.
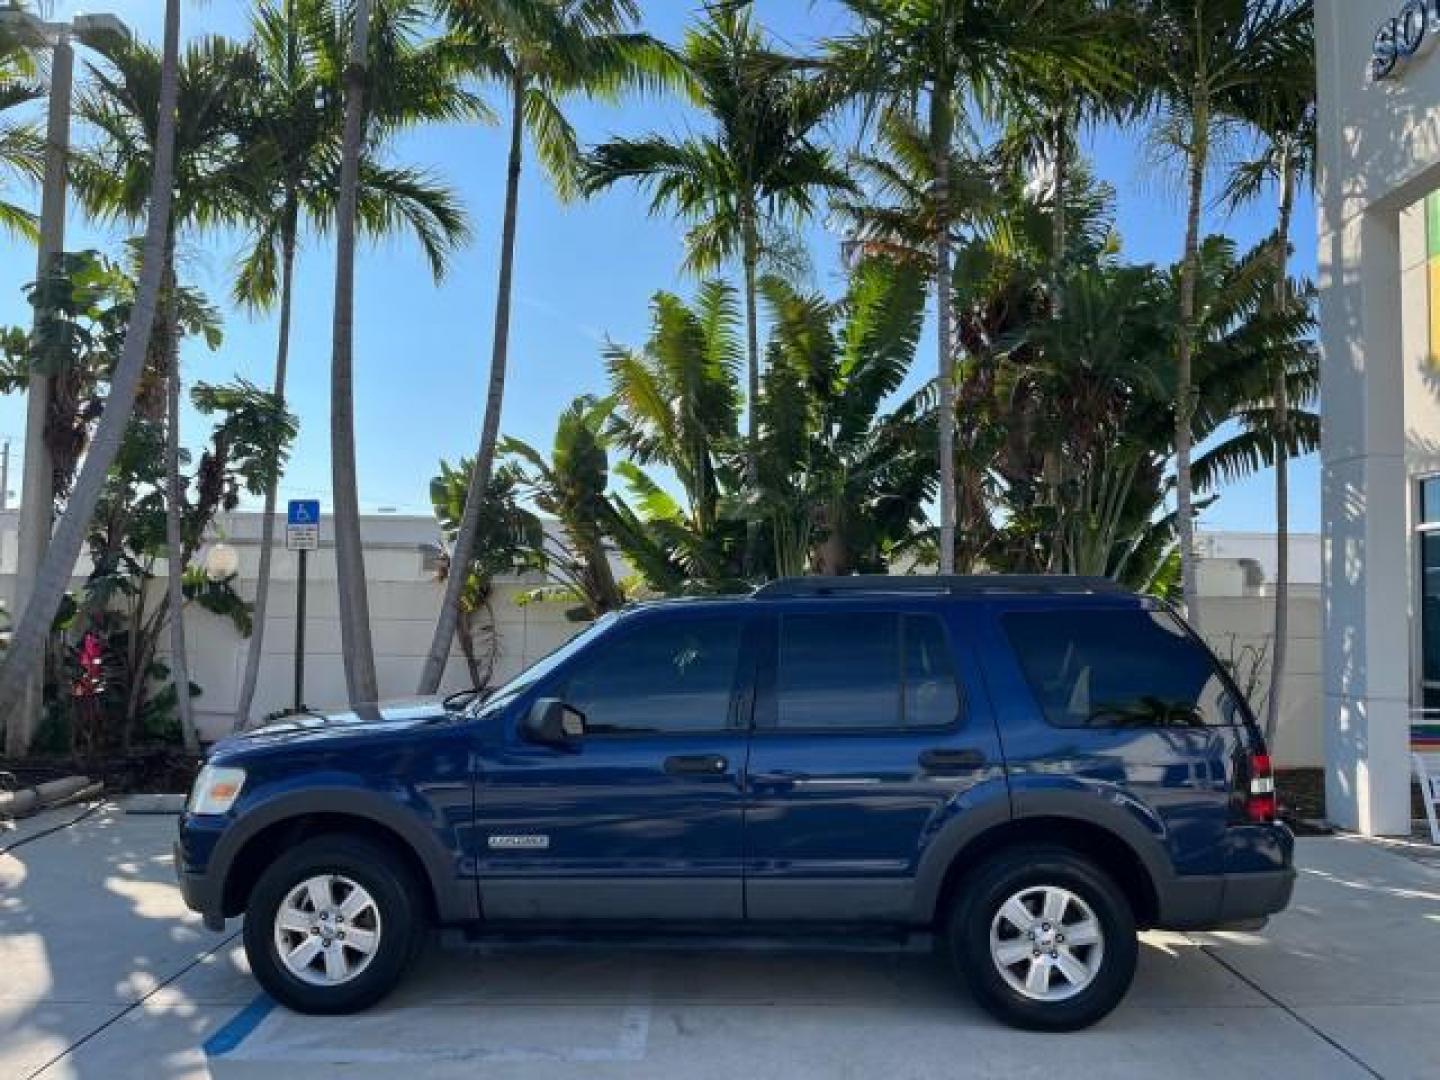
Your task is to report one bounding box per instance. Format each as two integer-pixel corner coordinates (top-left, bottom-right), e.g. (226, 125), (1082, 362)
(210, 785), (478, 923)
(911, 785), (1175, 924)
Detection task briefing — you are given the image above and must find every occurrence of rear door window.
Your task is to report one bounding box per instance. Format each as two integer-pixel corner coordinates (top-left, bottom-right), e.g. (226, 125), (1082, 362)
(775, 612), (960, 730)
(1002, 608), (1239, 728)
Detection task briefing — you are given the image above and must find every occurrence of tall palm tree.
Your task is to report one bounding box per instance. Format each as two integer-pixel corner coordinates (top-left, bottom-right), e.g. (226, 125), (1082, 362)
(416, 0), (681, 694)
(583, 3), (850, 574)
(0, 0), (182, 751)
(828, 0), (1117, 574)
(1138, 0), (1311, 626)
(1222, 39), (1315, 742)
(231, 0), (471, 727)
(72, 33), (259, 750)
(330, 0), (379, 705)
(994, 0), (1137, 306)
(0, 12), (43, 239)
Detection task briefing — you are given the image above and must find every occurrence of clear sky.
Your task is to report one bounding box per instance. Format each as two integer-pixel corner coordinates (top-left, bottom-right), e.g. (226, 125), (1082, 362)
(0, 0), (1319, 535)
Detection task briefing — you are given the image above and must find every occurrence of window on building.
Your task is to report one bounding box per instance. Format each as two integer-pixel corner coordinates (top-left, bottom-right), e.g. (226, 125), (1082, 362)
(562, 617), (742, 735)
(1419, 477), (1440, 713)
(1003, 609), (1239, 729)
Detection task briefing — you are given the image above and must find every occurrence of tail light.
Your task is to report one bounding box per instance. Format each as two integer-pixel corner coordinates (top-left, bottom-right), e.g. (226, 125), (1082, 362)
(1244, 752), (1277, 823)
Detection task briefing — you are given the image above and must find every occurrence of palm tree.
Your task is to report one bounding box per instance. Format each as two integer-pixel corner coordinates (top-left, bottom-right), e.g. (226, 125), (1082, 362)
(71, 33), (259, 750)
(416, 0), (681, 694)
(828, 0), (1118, 574)
(583, 3), (850, 574)
(329, 0), (380, 705)
(0, 0), (182, 752)
(993, 0), (1138, 305)
(1138, 0), (1312, 627)
(502, 396), (631, 618)
(757, 257), (934, 576)
(231, 0), (471, 728)
(0, 11), (43, 239)
(429, 458), (543, 685)
(1222, 47), (1316, 741)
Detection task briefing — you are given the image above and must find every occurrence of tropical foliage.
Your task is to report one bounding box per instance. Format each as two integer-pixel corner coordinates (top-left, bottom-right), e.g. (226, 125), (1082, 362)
(0, 0), (1318, 755)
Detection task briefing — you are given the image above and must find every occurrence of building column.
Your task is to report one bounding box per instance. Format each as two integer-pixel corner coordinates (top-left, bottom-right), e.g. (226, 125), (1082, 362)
(1320, 208), (1413, 836)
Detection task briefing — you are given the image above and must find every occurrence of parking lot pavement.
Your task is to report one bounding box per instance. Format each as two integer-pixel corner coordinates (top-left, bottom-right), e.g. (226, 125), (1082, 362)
(2, 806), (1438, 1080)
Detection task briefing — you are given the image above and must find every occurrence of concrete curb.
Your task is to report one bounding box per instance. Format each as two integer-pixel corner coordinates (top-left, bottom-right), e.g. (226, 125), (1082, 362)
(118, 793), (187, 815)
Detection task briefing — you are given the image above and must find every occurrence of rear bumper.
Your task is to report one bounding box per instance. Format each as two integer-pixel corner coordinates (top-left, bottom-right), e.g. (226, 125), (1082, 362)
(1156, 867), (1296, 930)
(174, 839), (227, 932)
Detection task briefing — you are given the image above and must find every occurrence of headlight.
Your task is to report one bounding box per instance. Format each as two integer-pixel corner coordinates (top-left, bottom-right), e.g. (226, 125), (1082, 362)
(188, 764), (246, 815)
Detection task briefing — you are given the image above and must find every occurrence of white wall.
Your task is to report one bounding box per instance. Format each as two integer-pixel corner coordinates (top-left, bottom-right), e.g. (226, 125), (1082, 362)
(1316, 0), (1440, 833)
(1195, 590), (1323, 768)
(0, 508), (1328, 760)
(0, 509), (587, 741)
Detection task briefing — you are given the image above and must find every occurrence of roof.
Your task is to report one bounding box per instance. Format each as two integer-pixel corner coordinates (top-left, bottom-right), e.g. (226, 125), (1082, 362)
(751, 575), (1131, 599)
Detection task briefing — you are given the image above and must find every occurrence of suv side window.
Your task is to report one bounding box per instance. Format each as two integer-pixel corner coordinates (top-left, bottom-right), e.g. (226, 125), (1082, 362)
(1002, 608), (1239, 729)
(561, 616), (743, 735)
(776, 612), (960, 730)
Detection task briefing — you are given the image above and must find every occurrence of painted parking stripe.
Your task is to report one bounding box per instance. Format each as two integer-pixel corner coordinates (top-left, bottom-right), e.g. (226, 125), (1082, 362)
(203, 993), (276, 1057)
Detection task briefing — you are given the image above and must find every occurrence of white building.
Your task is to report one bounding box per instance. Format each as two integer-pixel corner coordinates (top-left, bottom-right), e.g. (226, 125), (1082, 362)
(1316, 0), (1440, 834)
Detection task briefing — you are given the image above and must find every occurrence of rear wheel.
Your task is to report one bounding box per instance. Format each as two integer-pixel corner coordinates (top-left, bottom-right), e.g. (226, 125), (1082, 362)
(243, 835), (425, 1014)
(948, 845), (1137, 1031)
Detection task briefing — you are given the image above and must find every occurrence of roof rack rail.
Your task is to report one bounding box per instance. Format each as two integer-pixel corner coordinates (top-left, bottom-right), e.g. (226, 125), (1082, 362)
(752, 574), (1130, 599)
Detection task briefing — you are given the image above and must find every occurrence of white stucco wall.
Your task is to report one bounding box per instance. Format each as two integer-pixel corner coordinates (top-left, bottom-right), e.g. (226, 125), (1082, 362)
(1317, 0), (1440, 833)
(1, 508), (1329, 763)
(0, 509), (589, 741)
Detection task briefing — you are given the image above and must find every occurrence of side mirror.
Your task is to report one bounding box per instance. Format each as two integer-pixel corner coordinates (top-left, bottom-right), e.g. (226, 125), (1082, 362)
(521, 697), (586, 747)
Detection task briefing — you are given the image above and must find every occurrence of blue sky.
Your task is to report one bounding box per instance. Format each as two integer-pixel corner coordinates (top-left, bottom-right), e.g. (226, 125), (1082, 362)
(0, 0), (1319, 534)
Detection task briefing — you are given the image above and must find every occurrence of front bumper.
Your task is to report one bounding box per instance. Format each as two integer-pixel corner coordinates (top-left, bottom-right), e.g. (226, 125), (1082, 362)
(174, 839), (227, 931)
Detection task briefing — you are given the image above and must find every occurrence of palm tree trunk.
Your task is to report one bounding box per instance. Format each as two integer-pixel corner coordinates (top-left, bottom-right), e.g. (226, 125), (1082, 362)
(234, 199), (299, 729)
(416, 68), (526, 695)
(932, 91), (957, 575)
(1175, 91), (1209, 630)
(0, 0), (182, 738)
(161, 238), (198, 751)
(1050, 103), (1070, 310)
(1265, 146), (1296, 745)
(741, 205), (762, 577)
(330, 0), (379, 706)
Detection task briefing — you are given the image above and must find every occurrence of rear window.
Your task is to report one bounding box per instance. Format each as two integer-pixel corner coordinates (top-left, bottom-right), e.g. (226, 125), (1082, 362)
(1002, 608), (1240, 729)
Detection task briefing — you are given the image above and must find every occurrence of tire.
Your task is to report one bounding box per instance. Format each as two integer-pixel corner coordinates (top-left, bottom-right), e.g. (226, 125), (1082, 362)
(243, 834), (426, 1014)
(947, 845), (1137, 1031)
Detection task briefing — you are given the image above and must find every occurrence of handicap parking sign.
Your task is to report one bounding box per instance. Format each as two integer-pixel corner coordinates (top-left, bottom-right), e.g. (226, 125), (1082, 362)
(286, 500), (320, 550)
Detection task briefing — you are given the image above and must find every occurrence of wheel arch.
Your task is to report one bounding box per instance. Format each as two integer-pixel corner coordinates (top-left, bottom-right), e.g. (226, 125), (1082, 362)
(212, 790), (477, 924)
(934, 816), (1161, 928)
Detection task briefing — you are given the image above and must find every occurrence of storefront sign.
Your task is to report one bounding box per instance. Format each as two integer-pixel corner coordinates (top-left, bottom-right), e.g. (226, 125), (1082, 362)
(1374, 0), (1440, 81)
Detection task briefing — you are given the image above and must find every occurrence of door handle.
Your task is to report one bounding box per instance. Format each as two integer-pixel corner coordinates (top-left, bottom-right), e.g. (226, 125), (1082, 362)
(663, 753), (729, 776)
(919, 748), (986, 772)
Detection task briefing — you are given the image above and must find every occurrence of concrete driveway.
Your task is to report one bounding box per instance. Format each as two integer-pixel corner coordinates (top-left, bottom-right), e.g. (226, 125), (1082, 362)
(2, 804), (1437, 1080)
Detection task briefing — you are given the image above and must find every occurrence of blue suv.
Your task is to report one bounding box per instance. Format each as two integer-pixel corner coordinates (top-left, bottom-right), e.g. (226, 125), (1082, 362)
(176, 576), (1294, 1030)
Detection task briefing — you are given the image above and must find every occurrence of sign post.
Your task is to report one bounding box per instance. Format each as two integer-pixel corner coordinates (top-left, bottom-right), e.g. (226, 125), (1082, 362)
(286, 500), (320, 712)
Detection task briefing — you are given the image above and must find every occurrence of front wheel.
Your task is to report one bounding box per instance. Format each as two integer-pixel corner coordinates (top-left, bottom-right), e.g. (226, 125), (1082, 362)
(243, 835), (425, 1014)
(948, 846), (1138, 1031)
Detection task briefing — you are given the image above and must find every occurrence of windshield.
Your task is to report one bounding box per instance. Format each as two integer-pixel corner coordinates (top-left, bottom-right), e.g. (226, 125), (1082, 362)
(470, 612), (619, 718)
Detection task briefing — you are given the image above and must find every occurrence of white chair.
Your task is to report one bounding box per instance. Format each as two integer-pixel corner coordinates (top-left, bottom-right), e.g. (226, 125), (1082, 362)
(1414, 750), (1440, 844)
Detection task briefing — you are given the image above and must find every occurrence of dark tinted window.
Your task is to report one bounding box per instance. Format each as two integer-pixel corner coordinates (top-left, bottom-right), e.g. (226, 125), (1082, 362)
(1423, 477), (1440, 524)
(563, 617), (742, 734)
(905, 615), (961, 727)
(776, 612), (959, 730)
(1003, 609), (1238, 728)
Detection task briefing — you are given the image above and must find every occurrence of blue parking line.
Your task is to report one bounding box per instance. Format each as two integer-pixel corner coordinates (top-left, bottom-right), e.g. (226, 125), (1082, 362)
(203, 993), (275, 1057)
